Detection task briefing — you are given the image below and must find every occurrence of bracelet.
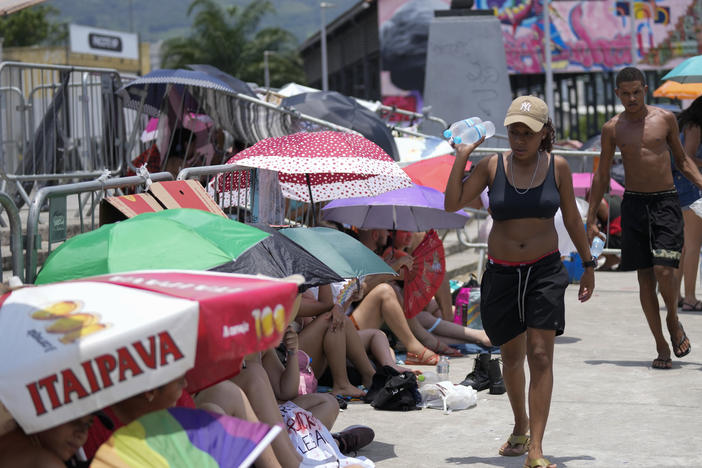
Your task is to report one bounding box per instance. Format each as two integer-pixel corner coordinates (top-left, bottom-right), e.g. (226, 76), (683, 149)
(582, 257), (597, 269)
(286, 349), (298, 356)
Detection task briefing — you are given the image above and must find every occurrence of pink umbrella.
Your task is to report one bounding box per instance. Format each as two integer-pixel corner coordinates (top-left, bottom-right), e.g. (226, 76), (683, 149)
(572, 172), (624, 198)
(213, 131), (412, 205)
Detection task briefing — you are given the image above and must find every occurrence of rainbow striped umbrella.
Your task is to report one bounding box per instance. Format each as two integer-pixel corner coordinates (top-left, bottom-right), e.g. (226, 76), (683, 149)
(92, 407), (281, 468)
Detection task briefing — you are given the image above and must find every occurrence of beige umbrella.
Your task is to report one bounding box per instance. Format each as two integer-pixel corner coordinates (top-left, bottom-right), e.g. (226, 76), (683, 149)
(0, 0), (46, 15)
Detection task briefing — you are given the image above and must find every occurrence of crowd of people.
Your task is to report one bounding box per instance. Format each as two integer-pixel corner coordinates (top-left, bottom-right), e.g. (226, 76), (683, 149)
(3, 65), (702, 468)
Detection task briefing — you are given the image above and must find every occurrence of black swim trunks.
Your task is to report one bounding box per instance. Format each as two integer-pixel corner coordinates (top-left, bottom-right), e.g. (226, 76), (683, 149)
(620, 189), (683, 271)
(480, 252), (569, 346)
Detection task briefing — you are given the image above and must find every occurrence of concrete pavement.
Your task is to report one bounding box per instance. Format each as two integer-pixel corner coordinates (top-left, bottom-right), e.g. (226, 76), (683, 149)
(333, 269), (702, 467)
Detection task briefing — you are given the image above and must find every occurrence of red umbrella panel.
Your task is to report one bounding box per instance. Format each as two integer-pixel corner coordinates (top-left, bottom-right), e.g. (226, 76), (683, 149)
(211, 131), (412, 204)
(402, 155), (470, 193)
(402, 230), (446, 319)
(87, 270), (302, 393)
(0, 270), (300, 434)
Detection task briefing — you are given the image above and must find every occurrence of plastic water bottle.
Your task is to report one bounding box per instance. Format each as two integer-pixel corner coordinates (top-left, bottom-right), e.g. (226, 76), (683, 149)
(590, 235), (605, 259)
(443, 117), (482, 142)
(449, 121), (496, 145)
(436, 356), (450, 381)
(417, 370), (439, 386)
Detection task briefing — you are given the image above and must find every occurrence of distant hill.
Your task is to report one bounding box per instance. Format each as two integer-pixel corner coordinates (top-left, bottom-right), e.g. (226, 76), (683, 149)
(50, 0), (359, 44)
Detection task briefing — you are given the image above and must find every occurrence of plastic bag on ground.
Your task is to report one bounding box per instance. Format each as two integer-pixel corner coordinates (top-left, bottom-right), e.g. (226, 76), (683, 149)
(418, 381), (477, 413)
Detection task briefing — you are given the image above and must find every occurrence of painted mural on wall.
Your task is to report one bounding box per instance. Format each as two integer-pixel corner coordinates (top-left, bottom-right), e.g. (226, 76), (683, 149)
(474, 0), (702, 74)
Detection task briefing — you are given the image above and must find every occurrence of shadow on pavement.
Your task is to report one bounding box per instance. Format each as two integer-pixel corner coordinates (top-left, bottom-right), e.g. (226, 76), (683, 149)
(445, 454), (595, 466)
(555, 336), (581, 344)
(584, 359), (702, 369)
(362, 440), (397, 463)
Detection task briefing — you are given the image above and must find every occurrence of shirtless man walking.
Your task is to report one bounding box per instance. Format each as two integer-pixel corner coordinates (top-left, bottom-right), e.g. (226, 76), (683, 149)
(586, 67), (702, 369)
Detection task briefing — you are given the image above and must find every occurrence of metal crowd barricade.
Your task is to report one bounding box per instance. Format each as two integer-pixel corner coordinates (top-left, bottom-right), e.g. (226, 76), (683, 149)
(177, 165), (324, 227)
(0, 191), (23, 281)
(0, 61), (125, 207)
(25, 172), (174, 283)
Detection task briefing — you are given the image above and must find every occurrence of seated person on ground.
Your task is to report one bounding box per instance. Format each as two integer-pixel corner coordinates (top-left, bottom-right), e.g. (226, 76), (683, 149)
(0, 415), (93, 467)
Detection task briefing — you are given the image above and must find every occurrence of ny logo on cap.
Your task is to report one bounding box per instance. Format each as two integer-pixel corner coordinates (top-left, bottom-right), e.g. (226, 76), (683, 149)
(520, 102), (532, 112)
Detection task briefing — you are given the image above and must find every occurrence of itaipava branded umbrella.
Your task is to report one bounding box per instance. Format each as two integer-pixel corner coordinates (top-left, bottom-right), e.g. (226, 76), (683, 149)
(212, 131), (412, 205)
(662, 55), (702, 84)
(279, 227), (396, 279)
(92, 407), (281, 468)
(321, 183), (469, 231)
(35, 208), (342, 290)
(0, 270), (300, 433)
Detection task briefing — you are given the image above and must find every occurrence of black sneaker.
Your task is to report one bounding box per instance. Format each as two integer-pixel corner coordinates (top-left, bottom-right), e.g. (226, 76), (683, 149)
(488, 357), (506, 395)
(459, 352), (490, 391)
(332, 425), (375, 455)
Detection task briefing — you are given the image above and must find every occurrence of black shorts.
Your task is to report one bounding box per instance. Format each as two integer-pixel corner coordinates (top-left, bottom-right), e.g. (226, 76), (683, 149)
(480, 252), (569, 346)
(620, 190), (683, 271)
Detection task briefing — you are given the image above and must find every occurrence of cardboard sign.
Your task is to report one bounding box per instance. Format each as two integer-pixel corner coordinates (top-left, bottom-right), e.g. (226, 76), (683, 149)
(99, 180), (225, 226)
(99, 193), (163, 225)
(149, 180), (226, 218)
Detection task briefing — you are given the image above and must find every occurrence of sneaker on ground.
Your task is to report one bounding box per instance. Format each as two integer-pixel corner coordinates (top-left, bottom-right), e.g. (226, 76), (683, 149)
(332, 424), (375, 455)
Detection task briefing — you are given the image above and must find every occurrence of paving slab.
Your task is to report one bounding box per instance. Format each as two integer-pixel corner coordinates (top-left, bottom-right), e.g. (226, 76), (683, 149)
(333, 270), (702, 467)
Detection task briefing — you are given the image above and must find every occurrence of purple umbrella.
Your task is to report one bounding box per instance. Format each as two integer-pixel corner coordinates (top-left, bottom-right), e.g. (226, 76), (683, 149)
(321, 183), (469, 231)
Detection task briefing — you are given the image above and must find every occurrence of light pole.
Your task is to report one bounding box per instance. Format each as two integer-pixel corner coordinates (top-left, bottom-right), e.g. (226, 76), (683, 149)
(320, 2), (334, 91)
(263, 50), (271, 90)
(543, 0), (554, 121)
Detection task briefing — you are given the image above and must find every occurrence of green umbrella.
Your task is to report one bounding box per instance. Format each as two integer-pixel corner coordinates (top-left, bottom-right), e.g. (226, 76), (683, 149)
(35, 209), (343, 288)
(279, 227), (396, 278)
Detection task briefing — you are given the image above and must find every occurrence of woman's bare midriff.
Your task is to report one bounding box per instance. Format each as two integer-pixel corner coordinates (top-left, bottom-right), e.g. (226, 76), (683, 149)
(487, 218), (559, 262)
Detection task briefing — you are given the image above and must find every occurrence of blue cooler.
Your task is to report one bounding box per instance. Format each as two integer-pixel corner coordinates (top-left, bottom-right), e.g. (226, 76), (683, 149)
(562, 252), (585, 283)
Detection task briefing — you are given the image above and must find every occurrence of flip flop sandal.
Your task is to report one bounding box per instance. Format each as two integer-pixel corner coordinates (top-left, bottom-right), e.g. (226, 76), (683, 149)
(681, 300), (702, 311)
(499, 433), (530, 456)
(523, 457), (556, 468)
(652, 357), (672, 369)
(433, 342), (463, 357)
(405, 347), (440, 365)
(672, 321), (691, 358)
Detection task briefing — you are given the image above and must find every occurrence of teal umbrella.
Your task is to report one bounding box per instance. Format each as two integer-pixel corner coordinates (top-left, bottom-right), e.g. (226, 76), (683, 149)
(35, 208), (342, 288)
(279, 227), (396, 278)
(662, 55), (702, 83)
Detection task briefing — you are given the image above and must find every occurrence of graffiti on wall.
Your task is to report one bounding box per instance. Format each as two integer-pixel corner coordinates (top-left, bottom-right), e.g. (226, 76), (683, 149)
(473, 0), (702, 73)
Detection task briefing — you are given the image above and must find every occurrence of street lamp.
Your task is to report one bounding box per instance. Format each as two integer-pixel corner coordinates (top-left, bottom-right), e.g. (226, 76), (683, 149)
(263, 50), (271, 90)
(320, 2), (334, 92)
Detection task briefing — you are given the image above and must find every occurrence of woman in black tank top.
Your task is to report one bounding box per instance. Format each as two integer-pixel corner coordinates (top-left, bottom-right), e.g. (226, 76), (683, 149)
(444, 96), (595, 468)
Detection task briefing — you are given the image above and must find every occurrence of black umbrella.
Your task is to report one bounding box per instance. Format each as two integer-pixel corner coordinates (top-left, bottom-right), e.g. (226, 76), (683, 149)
(187, 64), (258, 98)
(282, 91), (400, 161)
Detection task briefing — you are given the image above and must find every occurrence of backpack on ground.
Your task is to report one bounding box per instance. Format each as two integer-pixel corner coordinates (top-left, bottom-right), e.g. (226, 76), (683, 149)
(365, 365), (421, 411)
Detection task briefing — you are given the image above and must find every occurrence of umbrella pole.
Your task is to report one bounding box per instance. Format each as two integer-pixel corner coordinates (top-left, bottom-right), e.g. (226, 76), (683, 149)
(305, 173), (317, 226)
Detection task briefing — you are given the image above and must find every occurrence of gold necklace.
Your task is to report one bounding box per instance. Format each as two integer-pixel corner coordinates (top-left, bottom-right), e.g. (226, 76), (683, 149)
(509, 152), (541, 195)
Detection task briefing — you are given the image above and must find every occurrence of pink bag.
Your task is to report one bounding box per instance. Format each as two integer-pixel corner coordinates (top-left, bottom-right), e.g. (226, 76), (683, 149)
(453, 287), (483, 329)
(297, 350), (318, 395)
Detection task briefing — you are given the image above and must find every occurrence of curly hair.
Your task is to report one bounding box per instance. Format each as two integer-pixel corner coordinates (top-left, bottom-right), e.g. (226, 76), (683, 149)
(539, 119), (555, 153)
(678, 95), (702, 130)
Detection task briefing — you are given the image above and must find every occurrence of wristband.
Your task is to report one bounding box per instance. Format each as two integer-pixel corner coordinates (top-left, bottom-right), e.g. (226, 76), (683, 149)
(582, 257), (597, 269)
(286, 349), (298, 356)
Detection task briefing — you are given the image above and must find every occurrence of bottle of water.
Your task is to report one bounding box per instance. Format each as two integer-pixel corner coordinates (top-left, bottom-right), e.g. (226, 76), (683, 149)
(443, 117), (482, 142)
(449, 121), (496, 145)
(436, 356), (450, 382)
(590, 235), (605, 259)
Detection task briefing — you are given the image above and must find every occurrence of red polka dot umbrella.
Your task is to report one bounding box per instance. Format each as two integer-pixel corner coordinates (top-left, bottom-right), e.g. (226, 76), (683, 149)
(212, 131), (412, 206)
